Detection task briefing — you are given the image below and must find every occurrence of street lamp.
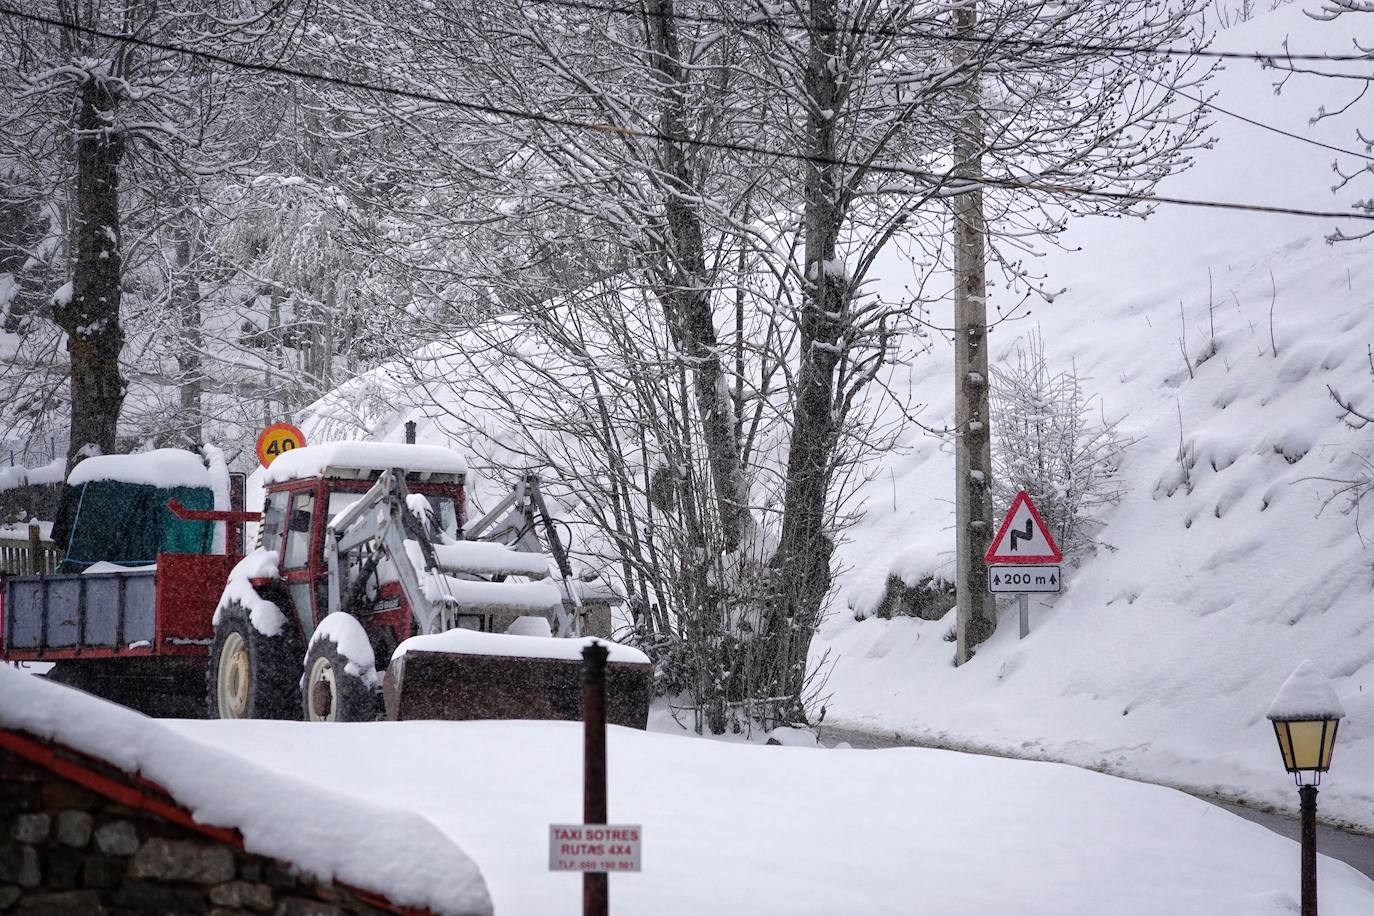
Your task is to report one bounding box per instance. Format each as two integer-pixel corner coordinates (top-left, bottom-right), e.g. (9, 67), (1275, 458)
(1266, 660), (1346, 916)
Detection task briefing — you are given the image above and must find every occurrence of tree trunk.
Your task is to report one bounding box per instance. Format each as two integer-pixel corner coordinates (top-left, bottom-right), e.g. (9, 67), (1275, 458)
(761, 0), (846, 723)
(953, 0), (997, 664)
(173, 212), (203, 447)
(54, 76), (126, 469)
(645, 0), (749, 554)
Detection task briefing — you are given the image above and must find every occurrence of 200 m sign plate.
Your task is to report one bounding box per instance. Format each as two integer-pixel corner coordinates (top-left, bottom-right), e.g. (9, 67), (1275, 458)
(988, 565), (1061, 593)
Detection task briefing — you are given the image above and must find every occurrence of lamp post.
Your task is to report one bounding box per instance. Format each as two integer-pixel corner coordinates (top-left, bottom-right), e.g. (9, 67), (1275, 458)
(1266, 660), (1346, 916)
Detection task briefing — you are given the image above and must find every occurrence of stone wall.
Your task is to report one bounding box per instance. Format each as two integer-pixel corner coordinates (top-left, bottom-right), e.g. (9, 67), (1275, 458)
(0, 742), (408, 916)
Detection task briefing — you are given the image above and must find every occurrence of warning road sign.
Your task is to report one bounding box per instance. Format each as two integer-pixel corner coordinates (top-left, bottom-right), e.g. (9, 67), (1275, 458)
(984, 491), (1062, 564)
(988, 565), (1061, 593)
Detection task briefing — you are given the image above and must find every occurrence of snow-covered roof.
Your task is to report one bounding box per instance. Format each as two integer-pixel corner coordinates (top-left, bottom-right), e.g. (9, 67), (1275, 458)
(1266, 660), (1346, 721)
(67, 449), (211, 489)
(0, 667), (491, 916)
(394, 630), (650, 665)
(262, 442), (467, 485)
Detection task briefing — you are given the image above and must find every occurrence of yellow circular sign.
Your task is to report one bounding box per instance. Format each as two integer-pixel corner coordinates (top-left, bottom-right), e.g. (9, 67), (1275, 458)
(256, 423), (306, 467)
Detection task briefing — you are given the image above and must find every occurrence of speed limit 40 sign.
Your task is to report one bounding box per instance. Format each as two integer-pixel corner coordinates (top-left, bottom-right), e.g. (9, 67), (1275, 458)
(256, 422), (306, 467)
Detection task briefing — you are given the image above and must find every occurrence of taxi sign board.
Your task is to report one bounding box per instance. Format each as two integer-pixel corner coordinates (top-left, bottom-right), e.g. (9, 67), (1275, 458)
(548, 824), (642, 873)
(984, 490), (1062, 564)
(256, 423), (306, 468)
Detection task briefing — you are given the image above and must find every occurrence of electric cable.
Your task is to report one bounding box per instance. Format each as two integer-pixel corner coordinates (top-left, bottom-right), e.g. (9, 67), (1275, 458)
(522, 0), (1374, 65)
(3, 3), (1373, 222)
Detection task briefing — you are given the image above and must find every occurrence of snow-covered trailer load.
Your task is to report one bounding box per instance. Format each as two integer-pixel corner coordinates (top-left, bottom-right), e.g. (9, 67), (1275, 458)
(2, 442), (650, 726)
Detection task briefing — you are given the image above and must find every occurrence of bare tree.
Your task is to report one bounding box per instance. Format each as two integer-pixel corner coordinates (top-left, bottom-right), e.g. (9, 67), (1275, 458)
(991, 331), (1133, 558)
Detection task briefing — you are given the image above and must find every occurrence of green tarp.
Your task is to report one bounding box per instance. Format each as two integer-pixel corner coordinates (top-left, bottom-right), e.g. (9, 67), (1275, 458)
(53, 480), (216, 573)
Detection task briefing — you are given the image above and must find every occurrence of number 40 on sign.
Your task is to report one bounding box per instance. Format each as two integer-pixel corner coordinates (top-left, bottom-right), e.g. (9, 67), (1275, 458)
(256, 422), (306, 468)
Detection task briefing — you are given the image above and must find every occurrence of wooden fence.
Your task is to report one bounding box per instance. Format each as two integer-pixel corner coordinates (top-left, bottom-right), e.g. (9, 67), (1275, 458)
(0, 525), (59, 576)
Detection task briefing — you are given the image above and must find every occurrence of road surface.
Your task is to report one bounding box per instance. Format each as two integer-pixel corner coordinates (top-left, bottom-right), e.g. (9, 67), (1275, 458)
(819, 724), (1374, 880)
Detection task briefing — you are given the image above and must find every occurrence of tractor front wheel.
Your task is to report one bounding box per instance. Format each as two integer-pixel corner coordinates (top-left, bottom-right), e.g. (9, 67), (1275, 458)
(302, 634), (381, 722)
(207, 601), (301, 720)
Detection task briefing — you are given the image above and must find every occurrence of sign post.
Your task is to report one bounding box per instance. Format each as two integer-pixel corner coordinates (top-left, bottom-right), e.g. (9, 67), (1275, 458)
(548, 642), (642, 915)
(583, 642), (608, 916)
(984, 491), (1063, 638)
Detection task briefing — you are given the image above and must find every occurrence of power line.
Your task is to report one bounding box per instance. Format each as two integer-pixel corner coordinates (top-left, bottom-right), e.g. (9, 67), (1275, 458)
(1127, 67), (1374, 163)
(3, 3), (1373, 223)
(551, 0), (1374, 163)
(523, 0), (1374, 65)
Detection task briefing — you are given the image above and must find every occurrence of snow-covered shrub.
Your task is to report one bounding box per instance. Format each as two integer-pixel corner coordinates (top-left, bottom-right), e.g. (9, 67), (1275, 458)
(873, 573), (955, 621)
(990, 332), (1133, 558)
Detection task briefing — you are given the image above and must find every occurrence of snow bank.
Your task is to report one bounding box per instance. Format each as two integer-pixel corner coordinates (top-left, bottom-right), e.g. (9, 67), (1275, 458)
(0, 457), (65, 492)
(0, 520), (52, 540)
(169, 718), (1374, 915)
(0, 668), (491, 915)
(394, 631), (649, 665)
(67, 449), (210, 489)
(1268, 660), (1346, 721)
(262, 442), (466, 485)
(506, 615), (553, 637)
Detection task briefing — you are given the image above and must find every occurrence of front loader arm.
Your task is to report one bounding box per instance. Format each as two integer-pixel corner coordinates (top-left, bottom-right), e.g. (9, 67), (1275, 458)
(326, 470), (446, 636)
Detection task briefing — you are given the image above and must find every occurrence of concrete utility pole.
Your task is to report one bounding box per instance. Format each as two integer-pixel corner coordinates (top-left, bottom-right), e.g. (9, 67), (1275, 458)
(953, 0), (996, 666)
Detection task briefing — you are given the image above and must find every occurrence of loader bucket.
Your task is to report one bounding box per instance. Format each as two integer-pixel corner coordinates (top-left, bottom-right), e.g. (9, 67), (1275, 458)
(383, 649), (652, 728)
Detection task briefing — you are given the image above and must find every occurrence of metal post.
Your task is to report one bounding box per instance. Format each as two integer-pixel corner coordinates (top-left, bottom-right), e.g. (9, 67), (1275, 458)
(1300, 784), (1318, 916)
(1018, 593), (1029, 639)
(27, 523), (41, 576)
(582, 642), (609, 916)
(404, 420), (417, 444)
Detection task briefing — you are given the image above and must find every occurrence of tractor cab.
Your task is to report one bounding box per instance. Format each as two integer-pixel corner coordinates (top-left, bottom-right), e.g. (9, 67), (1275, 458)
(255, 442), (471, 665)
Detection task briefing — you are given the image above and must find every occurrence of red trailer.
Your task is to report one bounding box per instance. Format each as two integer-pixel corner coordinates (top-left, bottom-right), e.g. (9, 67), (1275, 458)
(0, 449), (252, 715)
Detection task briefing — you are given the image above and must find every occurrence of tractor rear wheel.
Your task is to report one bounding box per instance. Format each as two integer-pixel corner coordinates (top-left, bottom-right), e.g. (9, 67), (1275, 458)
(302, 635), (381, 722)
(207, 601), (301, 720)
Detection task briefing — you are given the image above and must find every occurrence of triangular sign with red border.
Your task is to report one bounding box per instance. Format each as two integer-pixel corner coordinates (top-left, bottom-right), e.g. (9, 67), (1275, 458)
(984, 490), (1063, 564)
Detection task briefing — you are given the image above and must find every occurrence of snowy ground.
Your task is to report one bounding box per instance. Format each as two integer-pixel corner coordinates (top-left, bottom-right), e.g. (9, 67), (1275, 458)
(170, 717), (1374, 915)
(816, 3), (1374, 830)
(0, 667), (490, 914)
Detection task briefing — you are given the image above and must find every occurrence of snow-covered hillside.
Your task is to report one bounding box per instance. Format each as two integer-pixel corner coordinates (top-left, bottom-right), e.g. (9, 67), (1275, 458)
(819, 3), (1374, 828)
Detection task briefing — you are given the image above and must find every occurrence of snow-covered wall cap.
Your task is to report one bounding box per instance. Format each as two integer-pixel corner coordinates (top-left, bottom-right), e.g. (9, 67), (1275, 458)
(1266, 660), (1346, 721)
(0, 668), (492, 915)
(261, 442), (467, 485)
(67, 449), (211, 489)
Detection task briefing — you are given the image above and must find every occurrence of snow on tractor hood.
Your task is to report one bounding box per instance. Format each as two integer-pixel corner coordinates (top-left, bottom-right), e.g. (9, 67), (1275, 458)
(0, 666), (493, 916)
(262, 441), (468, 484)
